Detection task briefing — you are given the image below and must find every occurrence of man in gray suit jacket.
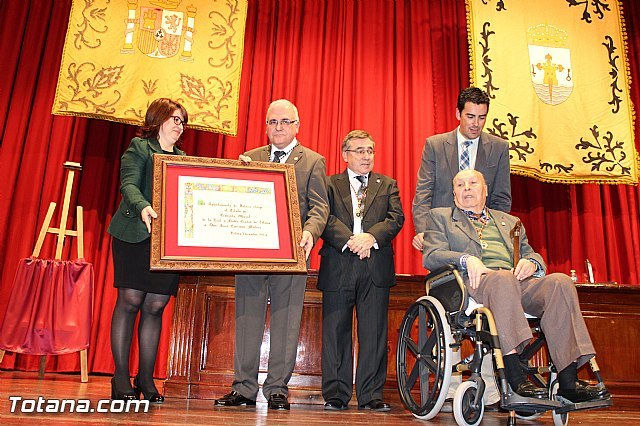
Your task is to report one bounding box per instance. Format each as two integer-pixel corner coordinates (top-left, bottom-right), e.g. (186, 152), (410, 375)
(423, 169), (610, 404)
(412, 87), (511, 251)
(317, 130), (404, 412)
(215, 99), (329, 410)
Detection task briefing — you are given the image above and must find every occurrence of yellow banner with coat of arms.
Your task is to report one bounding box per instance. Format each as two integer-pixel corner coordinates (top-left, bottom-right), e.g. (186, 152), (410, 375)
(467, 0), (638, 184)
(52, 0), (248, 135)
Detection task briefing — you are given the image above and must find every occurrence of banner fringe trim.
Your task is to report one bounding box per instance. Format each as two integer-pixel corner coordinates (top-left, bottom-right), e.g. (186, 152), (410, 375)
(510, 167), (639, 186)
(465, 0), (476, 87)
(617, 0), (640, 181)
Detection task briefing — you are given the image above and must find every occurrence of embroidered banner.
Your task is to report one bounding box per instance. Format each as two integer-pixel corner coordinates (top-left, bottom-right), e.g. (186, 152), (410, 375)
(467, 0), (638, 184)
(52, 0), (248, 135)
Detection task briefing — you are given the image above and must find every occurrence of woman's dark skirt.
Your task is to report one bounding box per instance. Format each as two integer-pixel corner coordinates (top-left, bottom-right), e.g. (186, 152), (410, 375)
(112, 237), (179, 296)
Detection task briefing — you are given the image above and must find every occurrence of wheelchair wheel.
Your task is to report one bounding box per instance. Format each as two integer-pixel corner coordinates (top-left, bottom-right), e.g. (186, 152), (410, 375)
(453, 381), (484, 426)
(396, 296), (452, 420)
(550, 372), (569, 426)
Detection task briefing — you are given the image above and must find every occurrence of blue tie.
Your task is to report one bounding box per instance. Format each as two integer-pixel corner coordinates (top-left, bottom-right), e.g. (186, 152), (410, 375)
(459, 140), (473, 171)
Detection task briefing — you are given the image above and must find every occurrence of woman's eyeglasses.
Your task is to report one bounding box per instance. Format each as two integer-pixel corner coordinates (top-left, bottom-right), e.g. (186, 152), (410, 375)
(171, 115), (185, 126)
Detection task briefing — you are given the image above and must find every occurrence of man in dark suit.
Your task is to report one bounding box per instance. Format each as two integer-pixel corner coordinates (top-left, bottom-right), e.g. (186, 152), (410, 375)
(423, 169), (610, 404)
(317, 130), (404, 412)
(214, 99), (329, 410)
(412, 86), (511, 251)
(411, 87), (511, 407)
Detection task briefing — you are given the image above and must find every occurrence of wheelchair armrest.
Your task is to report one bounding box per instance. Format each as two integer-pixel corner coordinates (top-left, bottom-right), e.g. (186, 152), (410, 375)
(425, 264), (458, 280)
(425, 264), (468, 314)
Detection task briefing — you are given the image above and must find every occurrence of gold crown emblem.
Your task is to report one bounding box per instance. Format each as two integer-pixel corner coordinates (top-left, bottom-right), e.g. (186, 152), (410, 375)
(527, 24), (568, 48)
(149, 0), (181, 10)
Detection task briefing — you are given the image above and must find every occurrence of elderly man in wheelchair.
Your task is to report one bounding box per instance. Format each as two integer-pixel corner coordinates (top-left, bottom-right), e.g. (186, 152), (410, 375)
(396, 169), (611, 425)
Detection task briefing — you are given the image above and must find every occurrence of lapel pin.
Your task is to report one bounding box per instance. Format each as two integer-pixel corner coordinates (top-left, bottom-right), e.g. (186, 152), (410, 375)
(376, 178), (381, 183)
(293, 157), (299, 161)
(501, 221), (506, 226)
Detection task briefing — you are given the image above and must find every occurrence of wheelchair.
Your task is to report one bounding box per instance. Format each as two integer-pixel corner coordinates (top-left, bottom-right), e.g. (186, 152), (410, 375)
(396, 265), (612, 426)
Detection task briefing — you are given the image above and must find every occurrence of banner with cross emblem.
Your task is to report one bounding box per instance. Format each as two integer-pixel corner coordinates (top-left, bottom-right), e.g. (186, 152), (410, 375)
(467, 0), (638, 184)
(52, 0), (248, 135)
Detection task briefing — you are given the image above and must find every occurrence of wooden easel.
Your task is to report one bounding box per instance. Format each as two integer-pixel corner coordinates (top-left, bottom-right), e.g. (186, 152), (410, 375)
(0, 161), (88, 382)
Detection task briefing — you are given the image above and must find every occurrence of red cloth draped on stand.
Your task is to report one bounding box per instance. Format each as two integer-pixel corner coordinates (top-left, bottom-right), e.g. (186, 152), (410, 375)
(0, 258), (93, 355)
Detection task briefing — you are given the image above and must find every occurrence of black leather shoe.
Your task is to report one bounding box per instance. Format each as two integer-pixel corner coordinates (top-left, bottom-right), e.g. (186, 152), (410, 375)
(514, 381), (548, 399)
(557, 380), (611, 403)
(214, 391), (256, 406)
(359, 399), (391, 412)
(324, 398), (348, 410)
(133, 376), (165, 404)
(268, 393), (290, 410)
(111, 377), (138, 401)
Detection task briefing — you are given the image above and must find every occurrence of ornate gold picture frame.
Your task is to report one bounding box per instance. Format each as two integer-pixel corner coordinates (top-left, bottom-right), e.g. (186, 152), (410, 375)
(150, 155), (306, 273)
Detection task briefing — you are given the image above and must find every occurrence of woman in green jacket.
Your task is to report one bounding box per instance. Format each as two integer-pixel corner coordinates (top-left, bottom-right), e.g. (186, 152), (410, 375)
(107, 98), (187, 402)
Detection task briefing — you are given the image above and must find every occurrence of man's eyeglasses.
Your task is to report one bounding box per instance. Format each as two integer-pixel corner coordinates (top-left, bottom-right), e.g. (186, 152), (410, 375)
(266, 119), (299, 128)
(345, 148), (375, 157)
(171, 115), (186, 126)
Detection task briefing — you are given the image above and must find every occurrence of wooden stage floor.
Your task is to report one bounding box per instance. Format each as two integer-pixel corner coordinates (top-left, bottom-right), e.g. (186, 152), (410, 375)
(0, 372), (637, 425)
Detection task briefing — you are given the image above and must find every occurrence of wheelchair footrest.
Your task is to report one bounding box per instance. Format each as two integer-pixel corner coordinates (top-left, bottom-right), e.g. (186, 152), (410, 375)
(553, 396), (613, 414)
(501, 393), (563, 413)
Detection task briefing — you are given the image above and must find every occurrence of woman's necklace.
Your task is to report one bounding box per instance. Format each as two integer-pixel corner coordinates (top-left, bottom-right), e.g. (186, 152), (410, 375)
(349, 180), (367, 217)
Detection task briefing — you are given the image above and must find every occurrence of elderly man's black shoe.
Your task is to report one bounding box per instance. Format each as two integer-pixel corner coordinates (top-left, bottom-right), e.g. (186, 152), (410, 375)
(268, 393), (290, 410)
(359, 399), (391, 412)
(324, 398), (348, 410)
(557, 381), (610, 403)
(214, 391), (256, 406)
(514, 381), (548, 399)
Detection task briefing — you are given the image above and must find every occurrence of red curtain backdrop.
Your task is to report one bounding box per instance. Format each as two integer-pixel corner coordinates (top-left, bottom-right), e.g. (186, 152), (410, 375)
(1, 0), (639, 377)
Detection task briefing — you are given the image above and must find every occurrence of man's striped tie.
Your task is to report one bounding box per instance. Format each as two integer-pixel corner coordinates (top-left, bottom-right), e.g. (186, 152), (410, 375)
(459, 140), (473, 171)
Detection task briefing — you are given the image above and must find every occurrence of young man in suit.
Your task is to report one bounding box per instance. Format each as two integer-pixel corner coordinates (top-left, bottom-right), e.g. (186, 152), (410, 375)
(412, 86), (511, 251)
(422, 169), (610, 404)
(214, 99), (329, 410)
(318, 130), (404, 412)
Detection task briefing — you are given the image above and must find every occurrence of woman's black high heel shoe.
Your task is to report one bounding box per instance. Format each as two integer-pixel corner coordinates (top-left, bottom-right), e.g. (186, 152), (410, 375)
(133, 375), (165, 404)
(111, 377), (138, 400)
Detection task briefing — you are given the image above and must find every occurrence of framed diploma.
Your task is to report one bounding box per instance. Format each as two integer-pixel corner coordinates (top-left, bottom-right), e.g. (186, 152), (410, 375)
(150, 154), (306, 273)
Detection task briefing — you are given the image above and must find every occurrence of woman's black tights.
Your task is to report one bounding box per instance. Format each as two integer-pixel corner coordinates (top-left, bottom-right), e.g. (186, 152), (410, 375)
(111, 288), (170, 393)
